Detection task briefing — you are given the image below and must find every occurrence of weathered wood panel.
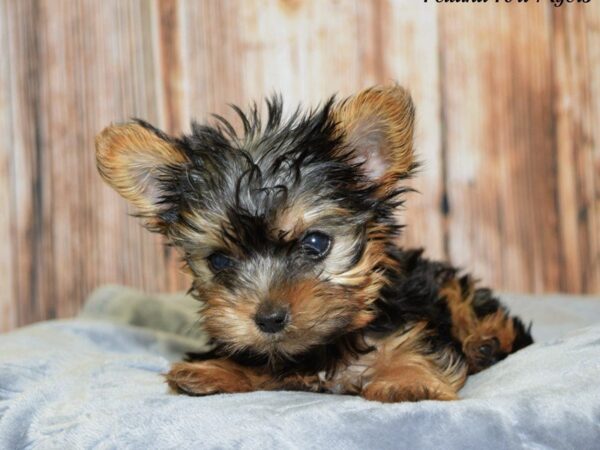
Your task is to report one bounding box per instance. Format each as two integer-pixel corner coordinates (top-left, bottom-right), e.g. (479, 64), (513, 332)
(2, 0), (177, 330)
(439, 3), (561, 293)
(42, 0), (172, 317)
(372, 0), (445, 259)
(4, 0), (48, 327)
(1, 0), (599, 332)
(553, 2), (600, 293)
(0, 0), (16, 331)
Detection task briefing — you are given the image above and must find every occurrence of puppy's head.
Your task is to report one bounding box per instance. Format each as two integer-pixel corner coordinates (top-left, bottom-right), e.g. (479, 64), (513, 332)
(96, 86), (415, 359)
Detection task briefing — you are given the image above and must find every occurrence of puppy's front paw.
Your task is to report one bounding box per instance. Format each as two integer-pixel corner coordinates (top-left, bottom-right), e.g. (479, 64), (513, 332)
(362, 381), (458, 403)
(165, 361), (252, 396)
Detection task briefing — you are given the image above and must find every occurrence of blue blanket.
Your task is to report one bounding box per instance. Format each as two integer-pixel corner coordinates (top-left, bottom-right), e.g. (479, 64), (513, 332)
(1, 286), (599, 449)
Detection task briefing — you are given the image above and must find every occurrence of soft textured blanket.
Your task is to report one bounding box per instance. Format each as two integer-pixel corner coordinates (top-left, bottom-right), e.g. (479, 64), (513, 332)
(1, 286), (599, 449)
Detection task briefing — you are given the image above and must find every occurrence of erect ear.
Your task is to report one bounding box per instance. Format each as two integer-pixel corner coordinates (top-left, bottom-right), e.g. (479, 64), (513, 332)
(332, 85), (416, 185)
(95, 122), (189, 227)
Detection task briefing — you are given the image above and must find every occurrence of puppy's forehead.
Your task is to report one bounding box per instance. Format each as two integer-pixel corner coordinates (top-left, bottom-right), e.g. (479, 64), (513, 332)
(174, 104), (375, 252)
(178, 155), (364, 255)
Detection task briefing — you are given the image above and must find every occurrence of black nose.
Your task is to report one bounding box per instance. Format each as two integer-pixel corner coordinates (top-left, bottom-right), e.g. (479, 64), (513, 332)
(254, 303), (290, 334)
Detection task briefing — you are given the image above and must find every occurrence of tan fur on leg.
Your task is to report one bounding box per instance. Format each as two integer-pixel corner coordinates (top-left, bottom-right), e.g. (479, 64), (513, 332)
(166, 360), (323, 395)
(166, 360), (260, 395)
(441, 279), (518, 373)
(359, 322), (467, 402)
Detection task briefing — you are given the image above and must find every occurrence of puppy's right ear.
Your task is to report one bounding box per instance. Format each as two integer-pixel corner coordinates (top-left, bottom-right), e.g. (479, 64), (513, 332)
(95, 122), (189, 227)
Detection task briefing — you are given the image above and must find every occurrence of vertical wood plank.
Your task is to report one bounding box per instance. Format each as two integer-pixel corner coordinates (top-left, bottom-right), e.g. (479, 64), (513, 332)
(236, 0), (362, 105)
(439, 4), (560, 292)
(61, 0), (170, 314)
(553, 3), (600, 293)
(0, 0), (16, 331)
(155, 0), (190, 292)
(369, 0), (445, 259)
(4, 0), (177, 324)
(156, 0), (185, 133)
(5, 0), (49, 325)
(180, 0), (250, 126)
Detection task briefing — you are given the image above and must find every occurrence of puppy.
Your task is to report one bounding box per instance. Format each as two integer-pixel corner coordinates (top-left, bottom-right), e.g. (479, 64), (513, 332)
(96, 86), (532, 402)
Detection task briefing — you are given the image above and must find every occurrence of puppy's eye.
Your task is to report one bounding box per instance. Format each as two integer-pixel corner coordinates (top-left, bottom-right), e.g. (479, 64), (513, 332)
(300, 231), (332, 258)
(208, 252), (234, 272)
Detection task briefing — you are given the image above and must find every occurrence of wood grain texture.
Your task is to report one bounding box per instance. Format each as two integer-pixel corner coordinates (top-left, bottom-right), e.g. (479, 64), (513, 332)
(0, 0), (16, 331)
(4, 0), (47, 327)
(553, 2), (600, 293)
(0, 0), (598, 332)
(439, 3), (561, 293)
(371, 0), (445, 260)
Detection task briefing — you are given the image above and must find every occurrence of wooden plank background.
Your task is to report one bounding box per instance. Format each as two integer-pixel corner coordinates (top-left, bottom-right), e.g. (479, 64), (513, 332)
(0, 0), (598, 332)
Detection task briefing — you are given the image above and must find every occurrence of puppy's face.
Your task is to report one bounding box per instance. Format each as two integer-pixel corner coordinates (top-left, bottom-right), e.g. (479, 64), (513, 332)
(96, 86), (415, 359)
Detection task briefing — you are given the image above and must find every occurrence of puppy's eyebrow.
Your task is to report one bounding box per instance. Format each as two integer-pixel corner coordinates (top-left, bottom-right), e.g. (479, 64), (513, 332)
(274, 227), (295, 242)
(274, 216), (307, 242)
(274, 199), (355, 240)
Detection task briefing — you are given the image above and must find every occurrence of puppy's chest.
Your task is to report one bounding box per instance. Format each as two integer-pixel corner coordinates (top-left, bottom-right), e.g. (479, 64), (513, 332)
(317, 337), (383, 395)
(315, 324), (426, 394)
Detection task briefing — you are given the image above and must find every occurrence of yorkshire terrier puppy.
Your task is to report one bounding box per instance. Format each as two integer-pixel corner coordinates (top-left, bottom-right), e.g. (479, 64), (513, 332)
(96, 86), (532, 402)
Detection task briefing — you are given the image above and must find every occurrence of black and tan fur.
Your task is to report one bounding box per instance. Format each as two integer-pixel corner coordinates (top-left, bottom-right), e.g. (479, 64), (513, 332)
(96, 86), (533, 403)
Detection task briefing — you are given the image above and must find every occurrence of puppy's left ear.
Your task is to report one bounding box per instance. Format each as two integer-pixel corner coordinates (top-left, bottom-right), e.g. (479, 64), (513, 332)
(332, 85), (416, 186)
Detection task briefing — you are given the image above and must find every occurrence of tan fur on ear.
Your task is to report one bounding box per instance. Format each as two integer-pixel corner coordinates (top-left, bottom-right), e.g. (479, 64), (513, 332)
(333, 85), (415, 184)
(95, 123), (188, 217)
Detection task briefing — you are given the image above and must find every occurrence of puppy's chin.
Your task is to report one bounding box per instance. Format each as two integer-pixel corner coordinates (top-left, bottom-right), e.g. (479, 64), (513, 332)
(210, 321), (347, 361)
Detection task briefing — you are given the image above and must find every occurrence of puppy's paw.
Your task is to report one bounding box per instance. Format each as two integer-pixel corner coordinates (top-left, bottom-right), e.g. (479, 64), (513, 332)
(361, 381), (458, 403)
(165, 361), (252, 396)
(463, 336), (502, 373)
